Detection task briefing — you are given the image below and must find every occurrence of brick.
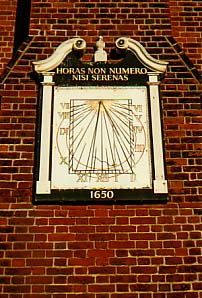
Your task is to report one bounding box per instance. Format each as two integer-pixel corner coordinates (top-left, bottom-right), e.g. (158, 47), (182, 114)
(88, 284), (115, 293)
(172, 283), (191, 291)
(130, 249), (154, 257)
(45, 285), (72, 293)
(4, 285), (30, 293)
(130, 283), (157, 292)
(130, 217), (156, 225)
(112, 295), (138, 298)
(116, 250), (128, 257)
(68, 257), (95, 266)
(89, 266), (115, 275)
(110, 257), (137, 266)
(46, 267), (73, 275)
(68, 276), (94, 284)
(165, 257), (183, 265)
(131, 266), (157, 274)
(48, 234), (75, 241)
(88, 249), (114, 258)
(68, 241), (93, 250)
(26, 259), (53, 267)
(109, 241), (135, 249)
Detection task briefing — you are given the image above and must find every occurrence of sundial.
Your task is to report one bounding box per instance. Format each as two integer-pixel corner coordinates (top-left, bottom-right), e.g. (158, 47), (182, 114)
(33, 37), (168, 203)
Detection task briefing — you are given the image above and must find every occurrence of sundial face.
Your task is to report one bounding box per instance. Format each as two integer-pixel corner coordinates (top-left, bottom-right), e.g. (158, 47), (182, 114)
(51, 87), (152, 190)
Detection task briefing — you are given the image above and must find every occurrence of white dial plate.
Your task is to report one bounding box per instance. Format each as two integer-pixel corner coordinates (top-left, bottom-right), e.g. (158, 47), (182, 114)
(51, 87), (152, 190)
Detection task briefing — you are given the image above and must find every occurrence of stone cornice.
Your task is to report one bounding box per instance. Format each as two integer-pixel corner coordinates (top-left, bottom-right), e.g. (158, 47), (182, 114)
(116, 37), (168, 73)
(33, 37), (86, 73)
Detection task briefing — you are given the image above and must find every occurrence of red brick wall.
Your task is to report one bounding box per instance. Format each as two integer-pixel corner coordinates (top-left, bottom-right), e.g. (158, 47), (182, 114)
(0, 0), (17, 74)
(169, 0), (202, 75)
(0, 1), (202, 298)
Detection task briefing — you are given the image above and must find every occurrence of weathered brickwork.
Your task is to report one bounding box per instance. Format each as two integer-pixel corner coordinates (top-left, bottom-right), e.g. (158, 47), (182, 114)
(0, 0), (17, 73)
(169, 0), (202, 75)
(0, 1), (201, 298)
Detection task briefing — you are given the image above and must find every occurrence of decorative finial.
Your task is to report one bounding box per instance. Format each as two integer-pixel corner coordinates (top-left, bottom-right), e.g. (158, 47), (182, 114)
(96, 36), (105, 51)
(94, 36), (107, 62)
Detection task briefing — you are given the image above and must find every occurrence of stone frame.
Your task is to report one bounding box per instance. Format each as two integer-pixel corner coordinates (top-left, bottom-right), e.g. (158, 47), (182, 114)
(33, 37), (168, 202)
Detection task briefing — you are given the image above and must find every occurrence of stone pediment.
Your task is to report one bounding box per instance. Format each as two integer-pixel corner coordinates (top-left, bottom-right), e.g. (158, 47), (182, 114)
(33, 37), (168, 74)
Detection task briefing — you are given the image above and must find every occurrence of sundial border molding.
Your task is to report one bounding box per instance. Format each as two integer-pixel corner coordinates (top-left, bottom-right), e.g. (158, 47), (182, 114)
(33, 37), (168, 195)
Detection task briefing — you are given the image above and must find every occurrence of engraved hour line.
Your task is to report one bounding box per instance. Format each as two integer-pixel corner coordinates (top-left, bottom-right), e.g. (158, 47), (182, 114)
(67, 128), (84, 160)
(69, 100), (74, 171)
(102, 104), (129, 172)
(72, 100), (99, 168)
(70, 104), (98, 162)
(101, 109), (103, 172)
(69, 100), (100, 173)
(75, 143), (87, 171)
(112, 102), (134, 116)
(103, 105), (129, 172)
(113, 103), (135, 173)
(92, 148), (98, 178)
(72, 105), (93, 129)
(71, 102), (96, 135)
(111, 104), (134, 126)
(93, 103), (128, 172)
(103, 104), (131, 156)
(110, 106), (132, 137)
(58, 102), (145, 175)
(101, 102), (134, 172)
(111, 103), (143, 128)
(89, 101), (132, 172)
(112, 100), (143, 167)
(113, 102), (143, 118)
(69, 108), (94, 150)
(103, 111), (119, 173)
(128, 99), (135, 174)
(72, 100), (124, 173)
(69, 104), (92, 138)
(106, 148), (110, 173)
(72, 102), (91, 117)
(72, 108), (92, 125)
(103, 103), (132, 160)
(88, 101), (102, 176)
(108, 105), (132, 145)
(62, 99), (146, 177)
(72, 112), (96, 161)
